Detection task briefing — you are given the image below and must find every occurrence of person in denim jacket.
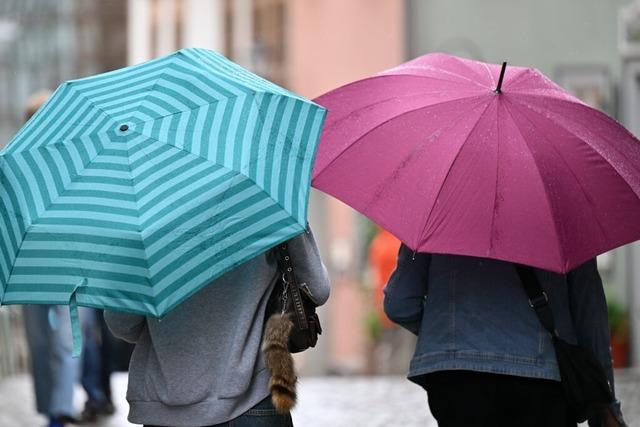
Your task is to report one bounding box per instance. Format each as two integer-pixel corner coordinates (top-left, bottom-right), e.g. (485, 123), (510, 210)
(384, 245), (626, 427)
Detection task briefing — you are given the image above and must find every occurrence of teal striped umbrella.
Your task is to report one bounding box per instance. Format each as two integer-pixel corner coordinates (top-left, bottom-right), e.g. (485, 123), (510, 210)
(0, 48), (325, 353)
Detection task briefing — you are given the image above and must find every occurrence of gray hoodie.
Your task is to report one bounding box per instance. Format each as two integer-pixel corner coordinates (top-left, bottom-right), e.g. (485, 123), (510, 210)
(105, 229), (329, 426)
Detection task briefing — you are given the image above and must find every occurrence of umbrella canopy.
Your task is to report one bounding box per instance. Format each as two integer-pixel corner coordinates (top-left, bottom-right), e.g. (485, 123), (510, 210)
(0, 48), (326, 318)
(312, 53), (640, 273)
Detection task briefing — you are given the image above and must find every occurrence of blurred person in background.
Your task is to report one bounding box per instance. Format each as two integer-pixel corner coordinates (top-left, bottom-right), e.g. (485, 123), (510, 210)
(384, 246), (626, 427)
(80, 307), (116, 421)
(368, 226), (414, 374)
(21, 90), (81, 427)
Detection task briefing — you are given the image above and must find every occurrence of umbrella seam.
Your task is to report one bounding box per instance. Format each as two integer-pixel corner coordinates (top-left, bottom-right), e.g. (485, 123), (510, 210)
(500, 99), (567, 268)
(416, 99), (495, 248)
(504, 98), (612, 251)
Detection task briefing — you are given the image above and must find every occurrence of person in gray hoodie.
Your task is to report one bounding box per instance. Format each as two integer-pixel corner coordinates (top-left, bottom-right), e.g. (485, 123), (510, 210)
(105, 228), (330, 427)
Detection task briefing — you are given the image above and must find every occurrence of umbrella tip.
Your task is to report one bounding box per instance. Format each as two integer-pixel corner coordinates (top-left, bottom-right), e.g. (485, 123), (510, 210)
(495, 61), (507, 94)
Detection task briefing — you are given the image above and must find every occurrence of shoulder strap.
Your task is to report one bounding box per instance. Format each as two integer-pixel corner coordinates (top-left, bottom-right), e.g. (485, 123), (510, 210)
(276, 242), (309, 330)
(514, 264), (559, 337)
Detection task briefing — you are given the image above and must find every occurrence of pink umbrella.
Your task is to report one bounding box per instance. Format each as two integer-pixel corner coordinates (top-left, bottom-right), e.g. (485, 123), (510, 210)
(312, 53), (640, 273)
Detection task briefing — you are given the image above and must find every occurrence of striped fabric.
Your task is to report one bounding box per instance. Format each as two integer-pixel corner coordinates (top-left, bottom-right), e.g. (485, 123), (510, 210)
(0, 48), (326, 317)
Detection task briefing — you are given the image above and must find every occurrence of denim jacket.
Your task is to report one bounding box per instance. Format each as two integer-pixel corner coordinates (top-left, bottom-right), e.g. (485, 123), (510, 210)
(384, 245), (625, 426)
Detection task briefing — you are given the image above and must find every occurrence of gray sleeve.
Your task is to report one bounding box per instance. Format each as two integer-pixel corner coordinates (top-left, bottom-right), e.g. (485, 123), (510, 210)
(103, 310), (146, 344)
(287, 227), (331, 306)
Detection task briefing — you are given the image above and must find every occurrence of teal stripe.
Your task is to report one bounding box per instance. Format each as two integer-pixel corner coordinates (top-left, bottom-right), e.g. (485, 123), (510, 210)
(199, 97), (224, 160)
(11, 266), (146, 284)
(61, 189), (136, 202)
(223, 93), (249, 167)
(24, 231), (143, 249)
(3, 285), (155, 305)
(262, 97), (288, 193)
(18, 249), (147, 268)
(298, 108), (326, 222)
(289, 105), (315, 220)
(232, 94), (255, 171)
(189, 103), (210, 157)
(216, 97), (236, 164)
(86, 162), (130, 172)
(34, 217), (139, 231)
(48, 203), (138, 217)
(277, 101), (303, 210)
(247, 93), (271, 180)
(0, 179), (27, 240)
(76, 175), (132, 186)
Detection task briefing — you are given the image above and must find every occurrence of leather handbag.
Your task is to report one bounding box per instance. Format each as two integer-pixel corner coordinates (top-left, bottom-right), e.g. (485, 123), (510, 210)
(265, 241), (322, 353)
(515, 264), (615, 423)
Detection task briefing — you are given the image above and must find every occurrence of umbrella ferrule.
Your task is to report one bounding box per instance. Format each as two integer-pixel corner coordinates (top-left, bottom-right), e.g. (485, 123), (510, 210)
(495, 61), (507, 94)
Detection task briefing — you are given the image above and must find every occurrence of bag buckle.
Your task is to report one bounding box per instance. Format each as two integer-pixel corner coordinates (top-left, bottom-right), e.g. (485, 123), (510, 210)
(528, 292), (548, 309)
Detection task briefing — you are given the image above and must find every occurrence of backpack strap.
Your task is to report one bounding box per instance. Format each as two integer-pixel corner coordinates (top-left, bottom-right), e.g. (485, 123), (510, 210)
(514, 264), (559, 337)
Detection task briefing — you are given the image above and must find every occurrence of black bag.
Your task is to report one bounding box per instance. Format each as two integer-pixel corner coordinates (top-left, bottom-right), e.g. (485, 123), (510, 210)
(265, 241), (322, 353)
(515, 264), (614, 423)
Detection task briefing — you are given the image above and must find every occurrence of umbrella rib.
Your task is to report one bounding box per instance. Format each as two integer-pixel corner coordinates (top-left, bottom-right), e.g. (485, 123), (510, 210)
(500, 100), (569, 267)
(314, 94), (487, 178)
(388, 67), (489, 89)
(416, 99), (495, 248)
(322, 90), (484, 135)
(505, 98), (620, 245)
(488, 101), (502, 255)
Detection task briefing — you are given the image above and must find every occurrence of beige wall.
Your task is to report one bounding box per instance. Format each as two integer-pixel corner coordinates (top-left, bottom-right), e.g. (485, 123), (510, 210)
(288, 0), (405, 98)
(287, 0), (405, 373)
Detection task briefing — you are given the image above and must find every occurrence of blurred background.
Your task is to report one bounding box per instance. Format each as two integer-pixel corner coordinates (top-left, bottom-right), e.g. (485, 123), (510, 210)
(0, 1), (639, 426)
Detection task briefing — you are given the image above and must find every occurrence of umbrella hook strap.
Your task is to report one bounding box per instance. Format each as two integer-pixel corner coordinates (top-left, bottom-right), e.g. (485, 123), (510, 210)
(68, 278), (88, 358)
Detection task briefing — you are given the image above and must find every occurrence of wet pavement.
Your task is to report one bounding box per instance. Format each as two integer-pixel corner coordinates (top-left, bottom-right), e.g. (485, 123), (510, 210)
(0, 371), (637, 426)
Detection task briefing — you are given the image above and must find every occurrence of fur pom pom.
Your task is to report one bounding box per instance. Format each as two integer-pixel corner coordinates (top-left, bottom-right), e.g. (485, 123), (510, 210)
(262, 313), (297, 412)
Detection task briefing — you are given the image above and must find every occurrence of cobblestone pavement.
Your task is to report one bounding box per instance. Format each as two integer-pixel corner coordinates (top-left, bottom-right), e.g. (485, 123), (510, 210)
(0, 371), (637, 426)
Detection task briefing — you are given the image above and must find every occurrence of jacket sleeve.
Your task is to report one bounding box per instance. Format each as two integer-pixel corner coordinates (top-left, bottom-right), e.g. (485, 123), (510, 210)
(287, 226), (331, 306)
(567, 259), (627, 427)
(103, 311), (146, 344)
(383, 244), (431, 335)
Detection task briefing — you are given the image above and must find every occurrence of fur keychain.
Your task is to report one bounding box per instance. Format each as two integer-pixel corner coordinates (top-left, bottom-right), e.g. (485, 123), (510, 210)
(262, 313), (297, 412)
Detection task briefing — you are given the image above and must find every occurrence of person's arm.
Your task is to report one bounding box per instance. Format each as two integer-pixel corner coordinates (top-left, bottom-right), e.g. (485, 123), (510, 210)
(567, 259), (627, 427)
(103, 311), (146, 344)
(287, 227), (331, 306)
(383, 244), (431, 335)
